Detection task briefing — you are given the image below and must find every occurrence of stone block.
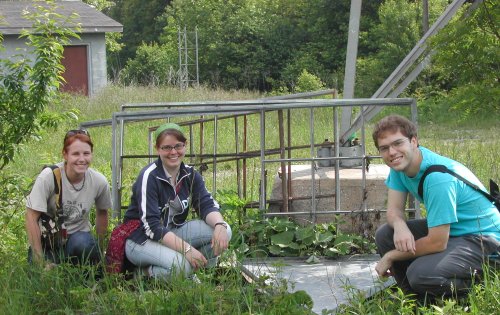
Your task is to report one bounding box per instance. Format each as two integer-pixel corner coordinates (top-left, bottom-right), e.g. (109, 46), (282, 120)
(269, 164), (390, 235)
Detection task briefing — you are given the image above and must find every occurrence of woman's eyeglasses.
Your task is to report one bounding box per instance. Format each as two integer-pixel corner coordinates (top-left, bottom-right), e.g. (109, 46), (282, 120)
(159, 143), (186, 152)
(64, 129), (90, 141)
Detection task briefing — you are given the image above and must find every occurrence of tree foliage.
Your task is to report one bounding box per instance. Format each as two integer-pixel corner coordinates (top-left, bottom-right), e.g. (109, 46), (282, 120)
(0, 1), (79, 170)
(106, 0), (170, 62)
(107, 0), (497, 115)
(122, 0), (381, 91)
(427, 0), (499, 115)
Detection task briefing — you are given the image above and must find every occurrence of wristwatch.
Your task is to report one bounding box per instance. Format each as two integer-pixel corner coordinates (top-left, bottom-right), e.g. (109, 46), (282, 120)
(214, 221), (228, 229)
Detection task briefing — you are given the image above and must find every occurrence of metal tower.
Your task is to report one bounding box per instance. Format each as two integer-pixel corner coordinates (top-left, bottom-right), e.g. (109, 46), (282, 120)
(178, 26), (199, 90)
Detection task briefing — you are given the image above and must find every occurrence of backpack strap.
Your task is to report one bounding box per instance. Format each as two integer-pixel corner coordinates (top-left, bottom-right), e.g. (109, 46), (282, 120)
(418, 165), (499, 211)
(45, 165), (63, 211)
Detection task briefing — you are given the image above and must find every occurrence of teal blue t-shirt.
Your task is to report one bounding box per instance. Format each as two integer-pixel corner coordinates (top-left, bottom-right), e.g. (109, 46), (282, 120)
(386, 146), (500, 242)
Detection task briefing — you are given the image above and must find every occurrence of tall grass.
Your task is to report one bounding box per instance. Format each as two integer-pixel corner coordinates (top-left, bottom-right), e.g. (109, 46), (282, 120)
(2, 85), (499, 314)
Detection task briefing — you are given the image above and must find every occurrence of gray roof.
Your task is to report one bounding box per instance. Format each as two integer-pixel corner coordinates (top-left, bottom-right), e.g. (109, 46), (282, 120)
(0, 1), (123, 35)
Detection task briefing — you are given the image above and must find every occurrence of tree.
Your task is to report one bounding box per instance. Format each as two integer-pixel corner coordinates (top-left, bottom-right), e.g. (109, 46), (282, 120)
(0, 1), (79, 170)
(107, 0), (170, 63)
(355, 0), (448, 98)
(429, 0), (499, 114)
(158, 0), (380, 91)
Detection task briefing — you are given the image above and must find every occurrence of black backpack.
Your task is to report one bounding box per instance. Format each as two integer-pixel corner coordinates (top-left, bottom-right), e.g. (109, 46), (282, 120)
(38, 165), (66, 249)
(418, 165), (500, 212)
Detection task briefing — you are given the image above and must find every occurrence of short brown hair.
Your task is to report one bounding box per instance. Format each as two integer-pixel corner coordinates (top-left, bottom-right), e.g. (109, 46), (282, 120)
(372, 115), (417, 148)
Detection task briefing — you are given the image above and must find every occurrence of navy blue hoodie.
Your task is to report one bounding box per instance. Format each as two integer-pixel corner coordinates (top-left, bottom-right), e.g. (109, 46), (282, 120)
(124, 159), (220, 244)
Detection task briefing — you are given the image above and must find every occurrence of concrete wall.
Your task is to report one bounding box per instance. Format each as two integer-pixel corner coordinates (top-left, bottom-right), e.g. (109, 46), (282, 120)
(0, 33), (108, 96)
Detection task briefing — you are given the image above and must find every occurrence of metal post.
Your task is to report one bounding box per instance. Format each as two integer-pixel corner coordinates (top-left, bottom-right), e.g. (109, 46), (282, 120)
(212, 115), (218, 196)
(340, 0), (362, 144)
(334, 108), (340, 211)
(259, 110), (266, 210)
(195, 26), (199, 86)
(234, 116), (241, 197)
(309, 108), (316, 223)
(278, 110), (288, 212)
(111, 113), (120, 220)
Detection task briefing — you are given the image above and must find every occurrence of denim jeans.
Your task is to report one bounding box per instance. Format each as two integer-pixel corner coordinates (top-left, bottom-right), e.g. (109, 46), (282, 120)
(28, 231), (101, 265)
(125, 219), (232, 279)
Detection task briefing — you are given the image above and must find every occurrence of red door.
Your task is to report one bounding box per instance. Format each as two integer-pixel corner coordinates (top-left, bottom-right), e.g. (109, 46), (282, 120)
(61, 45), (89, 96)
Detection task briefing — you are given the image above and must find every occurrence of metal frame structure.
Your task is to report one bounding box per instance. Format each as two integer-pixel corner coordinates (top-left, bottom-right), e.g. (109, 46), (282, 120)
(178, 26), (199, 89)
(79, 97), (418, 221)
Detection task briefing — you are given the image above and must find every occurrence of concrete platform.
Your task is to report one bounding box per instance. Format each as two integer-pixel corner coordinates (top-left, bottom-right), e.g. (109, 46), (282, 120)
(243, 254), (394, 314)
(269, 164), (391, 235)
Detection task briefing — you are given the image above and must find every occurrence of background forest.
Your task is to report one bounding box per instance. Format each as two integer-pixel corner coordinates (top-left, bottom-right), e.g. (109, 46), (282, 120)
(92, 0), (499, 117)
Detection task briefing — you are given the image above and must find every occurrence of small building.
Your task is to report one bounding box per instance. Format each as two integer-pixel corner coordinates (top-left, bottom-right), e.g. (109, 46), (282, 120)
(0, 0), (122, 96)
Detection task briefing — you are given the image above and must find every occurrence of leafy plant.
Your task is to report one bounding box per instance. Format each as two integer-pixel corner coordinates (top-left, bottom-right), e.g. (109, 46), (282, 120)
(0, 0), (79, 170)
(238, 212), (372, 258)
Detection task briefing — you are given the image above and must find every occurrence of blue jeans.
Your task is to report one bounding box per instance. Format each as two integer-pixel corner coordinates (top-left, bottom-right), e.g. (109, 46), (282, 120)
(28, 231), (101, 265)
(125, 219), (232, 279)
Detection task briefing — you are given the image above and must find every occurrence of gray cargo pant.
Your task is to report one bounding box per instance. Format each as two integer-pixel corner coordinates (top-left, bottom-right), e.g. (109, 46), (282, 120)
(375, 219), (499, 297)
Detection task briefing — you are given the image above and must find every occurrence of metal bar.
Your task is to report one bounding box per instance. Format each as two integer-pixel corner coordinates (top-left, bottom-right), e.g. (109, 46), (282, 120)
(287, 109), (292, 213)
(189, 124), (194, 165)
(178, 27), (182, 89)
(235, 116), (241, 197)
(341, 0), (362, 139)
(243, 115), (248, 199)
(411, 99), (420, 219)
(111, 113), (120, 219)
(263, 209), (416, 216)
(309, 108), (316, 223)
(278, 110), (288, 212)
(360, 105), (367, 212)
(259, 109), (266, 210)
(195, 26), (199, 86)
(334, 107), (340, 211)
(212, 115), (218, 196)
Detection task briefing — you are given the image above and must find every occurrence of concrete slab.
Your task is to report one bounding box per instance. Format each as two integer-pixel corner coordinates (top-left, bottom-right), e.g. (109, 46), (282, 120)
(243, 254), (394, 314)
(269, 164), (391, 235)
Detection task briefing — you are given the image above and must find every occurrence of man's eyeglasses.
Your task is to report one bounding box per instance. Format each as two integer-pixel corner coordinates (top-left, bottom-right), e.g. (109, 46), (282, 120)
(378, 138), (410, 154)
(159, 143), (186, 152)
(64, 129), (90, 141)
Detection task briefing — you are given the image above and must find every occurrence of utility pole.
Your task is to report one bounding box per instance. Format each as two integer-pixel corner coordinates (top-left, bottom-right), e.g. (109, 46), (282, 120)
(423, 0), (429, 34)
(340, 0), (362, 145)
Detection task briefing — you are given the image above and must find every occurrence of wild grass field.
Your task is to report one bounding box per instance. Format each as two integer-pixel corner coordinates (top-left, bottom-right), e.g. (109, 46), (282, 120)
(1, 85), (499, 314)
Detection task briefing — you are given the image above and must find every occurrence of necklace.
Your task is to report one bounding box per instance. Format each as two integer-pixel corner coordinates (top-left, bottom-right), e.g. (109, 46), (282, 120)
(66, 172), (86, 192)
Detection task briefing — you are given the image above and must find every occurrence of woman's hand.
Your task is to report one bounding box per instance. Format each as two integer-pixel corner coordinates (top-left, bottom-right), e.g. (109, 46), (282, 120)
(211, 225), (229, 256)
(185, 247), (208, 270)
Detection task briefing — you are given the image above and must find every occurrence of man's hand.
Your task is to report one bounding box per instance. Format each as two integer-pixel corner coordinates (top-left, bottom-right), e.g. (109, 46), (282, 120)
(393, 221), (416, 254)
(375, 254), (393, 278)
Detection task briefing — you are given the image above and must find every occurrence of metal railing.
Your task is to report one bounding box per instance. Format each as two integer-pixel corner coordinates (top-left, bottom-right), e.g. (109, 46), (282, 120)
(82, 96), (417, 221)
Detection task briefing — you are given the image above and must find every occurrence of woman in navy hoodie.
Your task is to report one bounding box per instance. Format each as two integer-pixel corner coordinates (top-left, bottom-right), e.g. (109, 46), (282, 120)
(124, 123), (231, 278)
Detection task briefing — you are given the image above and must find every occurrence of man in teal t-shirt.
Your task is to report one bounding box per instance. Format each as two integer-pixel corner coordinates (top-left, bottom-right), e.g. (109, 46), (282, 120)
(372, 115), (500, 297)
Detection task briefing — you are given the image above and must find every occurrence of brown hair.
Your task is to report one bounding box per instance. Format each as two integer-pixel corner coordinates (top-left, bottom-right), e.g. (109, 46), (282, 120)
(155, 129), (187, 148)
(372, 115), (418, 148)
(62, 134), (94, 153)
